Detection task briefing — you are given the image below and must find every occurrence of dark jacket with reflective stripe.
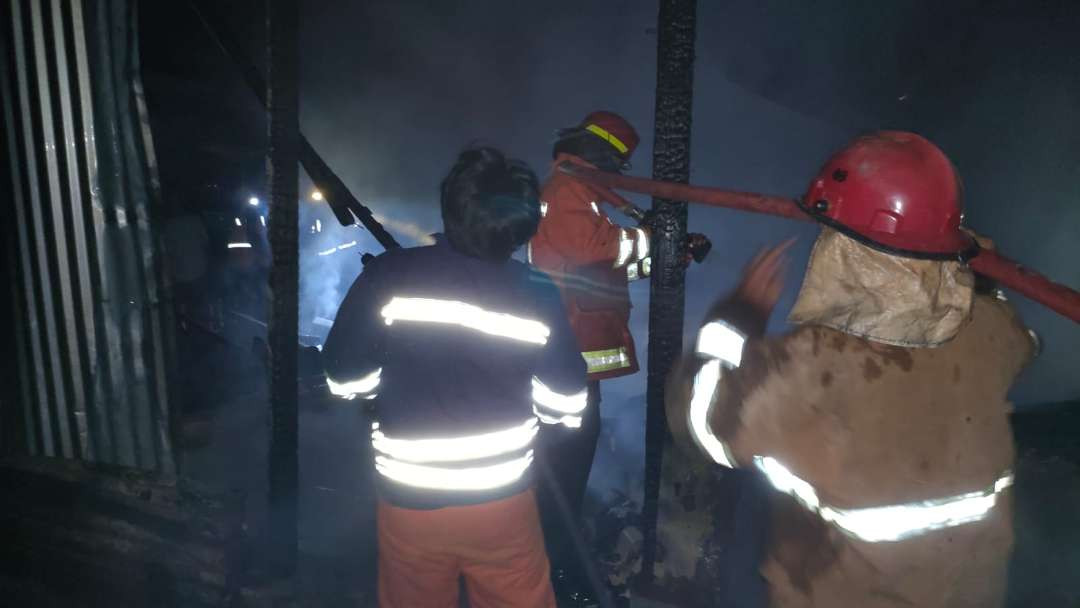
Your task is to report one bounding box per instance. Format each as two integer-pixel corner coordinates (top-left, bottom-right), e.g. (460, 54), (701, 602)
(323, 236), (586, 509)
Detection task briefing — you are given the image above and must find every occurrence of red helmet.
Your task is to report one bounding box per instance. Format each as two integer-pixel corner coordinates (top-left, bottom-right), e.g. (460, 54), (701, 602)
(801, 131), (977, 260)
(581, 111), (639, 159)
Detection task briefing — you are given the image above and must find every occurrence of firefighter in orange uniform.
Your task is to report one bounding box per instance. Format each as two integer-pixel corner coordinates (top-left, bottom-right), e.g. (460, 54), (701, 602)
(529, 110), (707, 594)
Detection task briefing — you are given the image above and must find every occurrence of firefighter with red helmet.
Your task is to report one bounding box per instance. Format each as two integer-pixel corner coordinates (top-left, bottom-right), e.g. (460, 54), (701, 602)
(529, 110), (707, 597)
(666, 131), (1033, 607)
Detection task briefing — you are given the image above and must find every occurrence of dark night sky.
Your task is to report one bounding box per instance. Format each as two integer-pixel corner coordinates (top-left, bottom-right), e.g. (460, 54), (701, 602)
(141, 1), (1079, 408)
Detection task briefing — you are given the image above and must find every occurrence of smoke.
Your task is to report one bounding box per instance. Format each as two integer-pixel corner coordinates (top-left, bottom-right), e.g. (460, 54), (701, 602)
(372, 213), (436, 246)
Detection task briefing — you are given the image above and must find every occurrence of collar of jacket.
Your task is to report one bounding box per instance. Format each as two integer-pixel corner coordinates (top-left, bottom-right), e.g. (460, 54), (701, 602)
(551, 153), (597, 177)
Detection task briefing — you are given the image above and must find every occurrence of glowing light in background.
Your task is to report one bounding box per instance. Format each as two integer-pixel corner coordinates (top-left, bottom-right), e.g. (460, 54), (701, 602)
(234, 217), (242, 226)
(260, 215), (266, 226)
(311, 190), (324, 201)
(227, 242), (252, 249)
(248, 196), (259, 206)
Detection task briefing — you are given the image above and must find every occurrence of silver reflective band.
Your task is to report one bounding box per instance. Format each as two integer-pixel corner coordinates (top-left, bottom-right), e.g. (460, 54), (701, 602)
(582, 348), (631, 374)
(227, 242), (253, 249)
(634, 228), (649, 261)
(590, 201), (601, 215)
(375, 451), (534, 491)
(753, 456), (1015, 543)
(531, 378), (587, 414)
(540, 201), (549, 217)
(696, 321), (746, 367)
(372, 418), (538, 464)
(327, 368), (382, 399)
(381, 297), (550, 345)
(627, 263), (639, 282)
(615, 229), (634, 268)
(688, 359), (737, 468)
(534, 406), (583, 428)
(641, 257), (652, 276)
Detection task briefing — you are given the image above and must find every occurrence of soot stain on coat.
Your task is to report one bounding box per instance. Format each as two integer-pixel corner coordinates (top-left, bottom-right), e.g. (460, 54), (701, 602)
(716, 339), (791, 438)
(769, 491), (840, 594)
(862, 357), (883, 381)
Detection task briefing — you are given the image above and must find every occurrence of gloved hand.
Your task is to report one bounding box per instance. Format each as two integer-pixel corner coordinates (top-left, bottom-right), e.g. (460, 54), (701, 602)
(684, 233), (712, 266)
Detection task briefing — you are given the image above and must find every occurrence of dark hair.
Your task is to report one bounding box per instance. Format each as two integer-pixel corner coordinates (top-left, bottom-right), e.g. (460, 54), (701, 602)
(440, 147), (541, 261)
(552, 127), (629, 173)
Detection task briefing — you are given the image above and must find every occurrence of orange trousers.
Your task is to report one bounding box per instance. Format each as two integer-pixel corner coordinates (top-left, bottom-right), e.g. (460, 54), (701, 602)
(377, 488), (556, 608)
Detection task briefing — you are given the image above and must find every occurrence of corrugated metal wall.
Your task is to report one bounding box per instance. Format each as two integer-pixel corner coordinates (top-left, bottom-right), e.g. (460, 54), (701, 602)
(1, 0), (174, 471)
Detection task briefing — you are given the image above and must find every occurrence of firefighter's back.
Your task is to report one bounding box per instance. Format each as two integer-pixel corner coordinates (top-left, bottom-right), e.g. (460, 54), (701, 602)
(735, 294), (1033, 607)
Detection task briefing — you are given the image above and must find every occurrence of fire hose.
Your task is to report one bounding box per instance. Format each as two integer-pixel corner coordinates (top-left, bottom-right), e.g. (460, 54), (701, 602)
(559, 163), (1080, 324)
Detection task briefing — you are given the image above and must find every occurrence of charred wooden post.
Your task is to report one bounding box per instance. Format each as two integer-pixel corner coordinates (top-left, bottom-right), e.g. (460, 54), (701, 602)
(640, 0), (697, 586)
(266, 0), (299, 577)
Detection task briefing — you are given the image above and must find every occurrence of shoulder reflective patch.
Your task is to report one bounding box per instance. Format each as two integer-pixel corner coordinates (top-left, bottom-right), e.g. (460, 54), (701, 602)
(615, 230), (634, 268)
(696, 321), (746, 367)
(375, 450), (534, 491)
(582, 347), (631, 374)
(327, 368), (382, 399)
(381, 297), (550, 345)
(688, 359), (737, 468)
(753, 456), (1015, 543)
(372, 417), (538, 464)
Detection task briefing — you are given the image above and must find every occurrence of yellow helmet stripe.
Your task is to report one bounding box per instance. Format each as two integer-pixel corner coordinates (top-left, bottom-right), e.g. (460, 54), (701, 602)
(584, 124), (630, 155)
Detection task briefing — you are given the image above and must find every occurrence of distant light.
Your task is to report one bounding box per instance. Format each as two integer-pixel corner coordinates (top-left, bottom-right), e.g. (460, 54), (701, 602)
(316, 219), (322, 232)
(260, 215), (266, 227)
(234, 217), (242, 226)
(249, 196), (259, 206)
(228, 242), (252, 249)
(311, 190), (323, 201)
(337, 240), (357, 251)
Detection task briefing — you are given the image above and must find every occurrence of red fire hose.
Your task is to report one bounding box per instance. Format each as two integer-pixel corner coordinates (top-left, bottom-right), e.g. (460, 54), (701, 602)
(559, 164), (1080, 324)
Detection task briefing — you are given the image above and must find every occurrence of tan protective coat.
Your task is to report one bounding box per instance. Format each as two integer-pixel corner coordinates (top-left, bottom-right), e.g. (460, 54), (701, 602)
(667, 295), (1033, 607)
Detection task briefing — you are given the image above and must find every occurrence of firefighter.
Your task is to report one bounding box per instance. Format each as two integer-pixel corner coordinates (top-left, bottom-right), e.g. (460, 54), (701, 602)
(529, 111), (708, 591)
(322, 147), (587, 608)
(665, 131), (1033, 607)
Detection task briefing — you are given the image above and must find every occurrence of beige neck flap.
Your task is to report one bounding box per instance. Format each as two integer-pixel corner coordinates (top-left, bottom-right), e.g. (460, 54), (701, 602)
(788, 229), (974, 347)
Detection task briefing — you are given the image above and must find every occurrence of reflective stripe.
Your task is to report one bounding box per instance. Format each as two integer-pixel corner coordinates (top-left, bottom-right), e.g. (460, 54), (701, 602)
(627, 263), (639, 281)
(582, 347), (631, 374)
(327, 368), (382, 399)
(584, 123), (630, 154)
(526, 242), (532, 264)
(615, 229), (634, 268)
(696, 321), (746, 367)
(641, 257), (652, 277)
(534, 406), (583, 428)
(375, 450), (534, 491)
(227, 242), (252, 249)
(381, 297), (550, 345)
(540, 201), (549, 217)
(633, 228), (649, 261)
(754, 456), (1015, 543)
(531, 377), (587, 414)
(372, 418), (538, 464)
(590, 201), (601, 215)
(688, 359), (737, 468)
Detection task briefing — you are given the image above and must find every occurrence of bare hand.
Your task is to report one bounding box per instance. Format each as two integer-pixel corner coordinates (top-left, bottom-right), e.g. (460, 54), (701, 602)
(733, 238), (795, 318)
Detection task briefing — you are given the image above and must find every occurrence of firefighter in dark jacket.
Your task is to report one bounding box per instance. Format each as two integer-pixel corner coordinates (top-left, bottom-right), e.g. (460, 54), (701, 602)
(323, 147), (587, 608)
